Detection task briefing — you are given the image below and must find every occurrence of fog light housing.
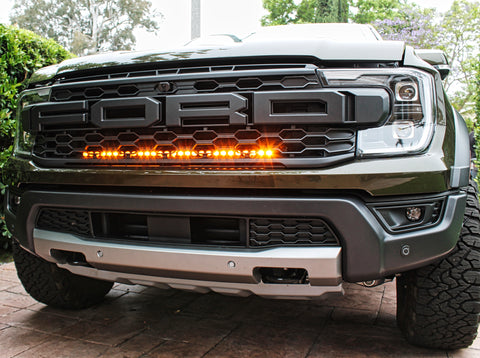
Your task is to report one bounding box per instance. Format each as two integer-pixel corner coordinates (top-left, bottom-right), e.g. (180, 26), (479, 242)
(369, 199), (444, 233)
(405, 207), (423, 222)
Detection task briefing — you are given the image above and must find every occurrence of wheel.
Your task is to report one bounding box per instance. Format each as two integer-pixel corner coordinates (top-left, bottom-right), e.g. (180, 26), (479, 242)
(13, 241), (113, 309)
(396, 180), (480, 349)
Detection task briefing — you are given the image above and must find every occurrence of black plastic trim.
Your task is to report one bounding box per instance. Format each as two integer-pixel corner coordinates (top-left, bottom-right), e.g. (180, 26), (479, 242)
(450, 110), (470, 187)
(368, 196), (445, 233)
(165, 93), (247, 126)
(23, 101), (88, 132)
(90, 97), (160, 128)
(254, 88), (390, 125)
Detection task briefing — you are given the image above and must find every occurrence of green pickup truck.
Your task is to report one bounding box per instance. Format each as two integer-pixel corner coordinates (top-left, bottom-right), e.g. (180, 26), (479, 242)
(4, 23), (478, 349)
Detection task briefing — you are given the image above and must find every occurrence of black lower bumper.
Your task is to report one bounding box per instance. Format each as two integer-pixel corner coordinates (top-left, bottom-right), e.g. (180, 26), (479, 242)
(6, 188), (466, 282)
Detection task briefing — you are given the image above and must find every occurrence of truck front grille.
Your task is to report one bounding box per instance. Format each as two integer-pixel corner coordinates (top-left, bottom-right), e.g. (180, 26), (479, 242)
(35, 208), (339, 248)
(22, 62), (393, 169)
(33, 125), (356, 168)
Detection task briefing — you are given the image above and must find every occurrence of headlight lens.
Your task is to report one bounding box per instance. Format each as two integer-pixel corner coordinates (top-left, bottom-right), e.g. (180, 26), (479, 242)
(321, 69), (435, 157)
(14, 87), (51, 155)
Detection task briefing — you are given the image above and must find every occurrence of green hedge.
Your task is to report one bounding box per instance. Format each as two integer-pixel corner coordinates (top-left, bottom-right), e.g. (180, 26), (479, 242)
(0, 25), (72, 248)
(476, 58), (480, 123)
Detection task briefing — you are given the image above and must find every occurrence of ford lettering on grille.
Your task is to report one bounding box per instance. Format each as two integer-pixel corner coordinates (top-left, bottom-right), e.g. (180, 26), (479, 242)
(23, 89), (389, 131)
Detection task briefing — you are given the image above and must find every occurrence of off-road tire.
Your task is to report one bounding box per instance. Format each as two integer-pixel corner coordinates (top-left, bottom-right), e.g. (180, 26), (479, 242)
(396, 180), (480, 349)
(13, 241), (113, 309)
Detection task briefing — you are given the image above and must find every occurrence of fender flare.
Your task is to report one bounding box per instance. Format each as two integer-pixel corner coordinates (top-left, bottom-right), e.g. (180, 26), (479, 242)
(450, 110), (470, 188)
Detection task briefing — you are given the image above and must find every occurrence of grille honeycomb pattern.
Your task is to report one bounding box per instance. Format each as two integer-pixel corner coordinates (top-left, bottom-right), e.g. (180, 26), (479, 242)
(33, 126), (355, 162)
(51, 74), (320, 101)
(35, 208), (339, 248)
(249, 218), (338, 247)
(34, 63), (356, 168)
(36, 209), (92, 237)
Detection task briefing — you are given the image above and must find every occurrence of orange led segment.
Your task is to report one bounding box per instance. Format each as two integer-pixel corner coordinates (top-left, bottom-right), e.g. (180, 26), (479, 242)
(81, 148), (275, 160)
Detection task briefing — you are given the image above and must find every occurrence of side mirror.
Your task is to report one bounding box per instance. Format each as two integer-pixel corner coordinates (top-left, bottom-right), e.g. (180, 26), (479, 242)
(415, 49), (450, 80)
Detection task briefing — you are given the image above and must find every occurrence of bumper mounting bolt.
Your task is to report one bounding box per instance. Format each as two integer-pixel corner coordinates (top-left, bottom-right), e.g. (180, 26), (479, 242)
(227, 260), (236, 268)
(97, 250), (103, 258)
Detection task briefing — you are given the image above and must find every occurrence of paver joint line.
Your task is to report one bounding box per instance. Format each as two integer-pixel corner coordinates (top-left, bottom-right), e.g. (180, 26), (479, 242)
(1, 263), (480, 357)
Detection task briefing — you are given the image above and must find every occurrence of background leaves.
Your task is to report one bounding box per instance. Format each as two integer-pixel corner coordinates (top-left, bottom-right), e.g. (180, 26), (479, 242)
(0, 24), (72, 248)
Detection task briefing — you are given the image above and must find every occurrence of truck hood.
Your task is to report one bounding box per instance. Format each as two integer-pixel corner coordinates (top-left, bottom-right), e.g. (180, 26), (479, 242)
(30, 39), (406, 83)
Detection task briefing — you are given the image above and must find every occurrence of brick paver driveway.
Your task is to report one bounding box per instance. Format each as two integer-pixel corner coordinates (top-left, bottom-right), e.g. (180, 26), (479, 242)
(0, 262), (479, 357)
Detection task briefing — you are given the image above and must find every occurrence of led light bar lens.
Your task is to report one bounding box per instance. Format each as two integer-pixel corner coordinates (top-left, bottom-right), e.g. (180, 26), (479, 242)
(81, 148), (275, 160)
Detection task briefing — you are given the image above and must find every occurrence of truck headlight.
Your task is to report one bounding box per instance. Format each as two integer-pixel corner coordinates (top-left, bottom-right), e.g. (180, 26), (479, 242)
(14, 87), (51, 155)
(321, 68), (435, 157)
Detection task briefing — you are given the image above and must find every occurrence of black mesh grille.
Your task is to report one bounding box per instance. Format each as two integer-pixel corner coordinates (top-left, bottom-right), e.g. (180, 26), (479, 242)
(249, 218), (338, 247)
(33, 126), (356, 166)
(35, 208), (339, 248)
(29, 62), (359, 169)
(36, 208), (92, 237)
(50, 73), (321, 101)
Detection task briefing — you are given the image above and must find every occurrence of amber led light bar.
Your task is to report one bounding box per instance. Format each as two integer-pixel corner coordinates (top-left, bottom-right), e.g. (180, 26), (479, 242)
(82, 148), (275, 160)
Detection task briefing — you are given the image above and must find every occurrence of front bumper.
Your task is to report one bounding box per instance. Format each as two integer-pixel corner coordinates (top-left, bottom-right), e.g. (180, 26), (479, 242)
(6, 188), (466, 288)
(33, 230), (343, 299)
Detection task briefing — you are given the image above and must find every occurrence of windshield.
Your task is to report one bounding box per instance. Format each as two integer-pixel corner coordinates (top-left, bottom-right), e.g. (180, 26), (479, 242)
(243, 23), (382, 42)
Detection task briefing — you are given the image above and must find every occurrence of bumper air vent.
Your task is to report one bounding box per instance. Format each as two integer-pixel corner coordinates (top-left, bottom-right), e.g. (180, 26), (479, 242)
(34, 208), (339, 248)
(37, 208), (92, 237)
(249, 218), (338, 247)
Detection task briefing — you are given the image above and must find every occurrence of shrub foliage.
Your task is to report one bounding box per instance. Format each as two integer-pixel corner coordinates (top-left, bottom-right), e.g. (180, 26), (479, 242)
(477, 58), (480, 121)
(0, 24), (72, 248)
